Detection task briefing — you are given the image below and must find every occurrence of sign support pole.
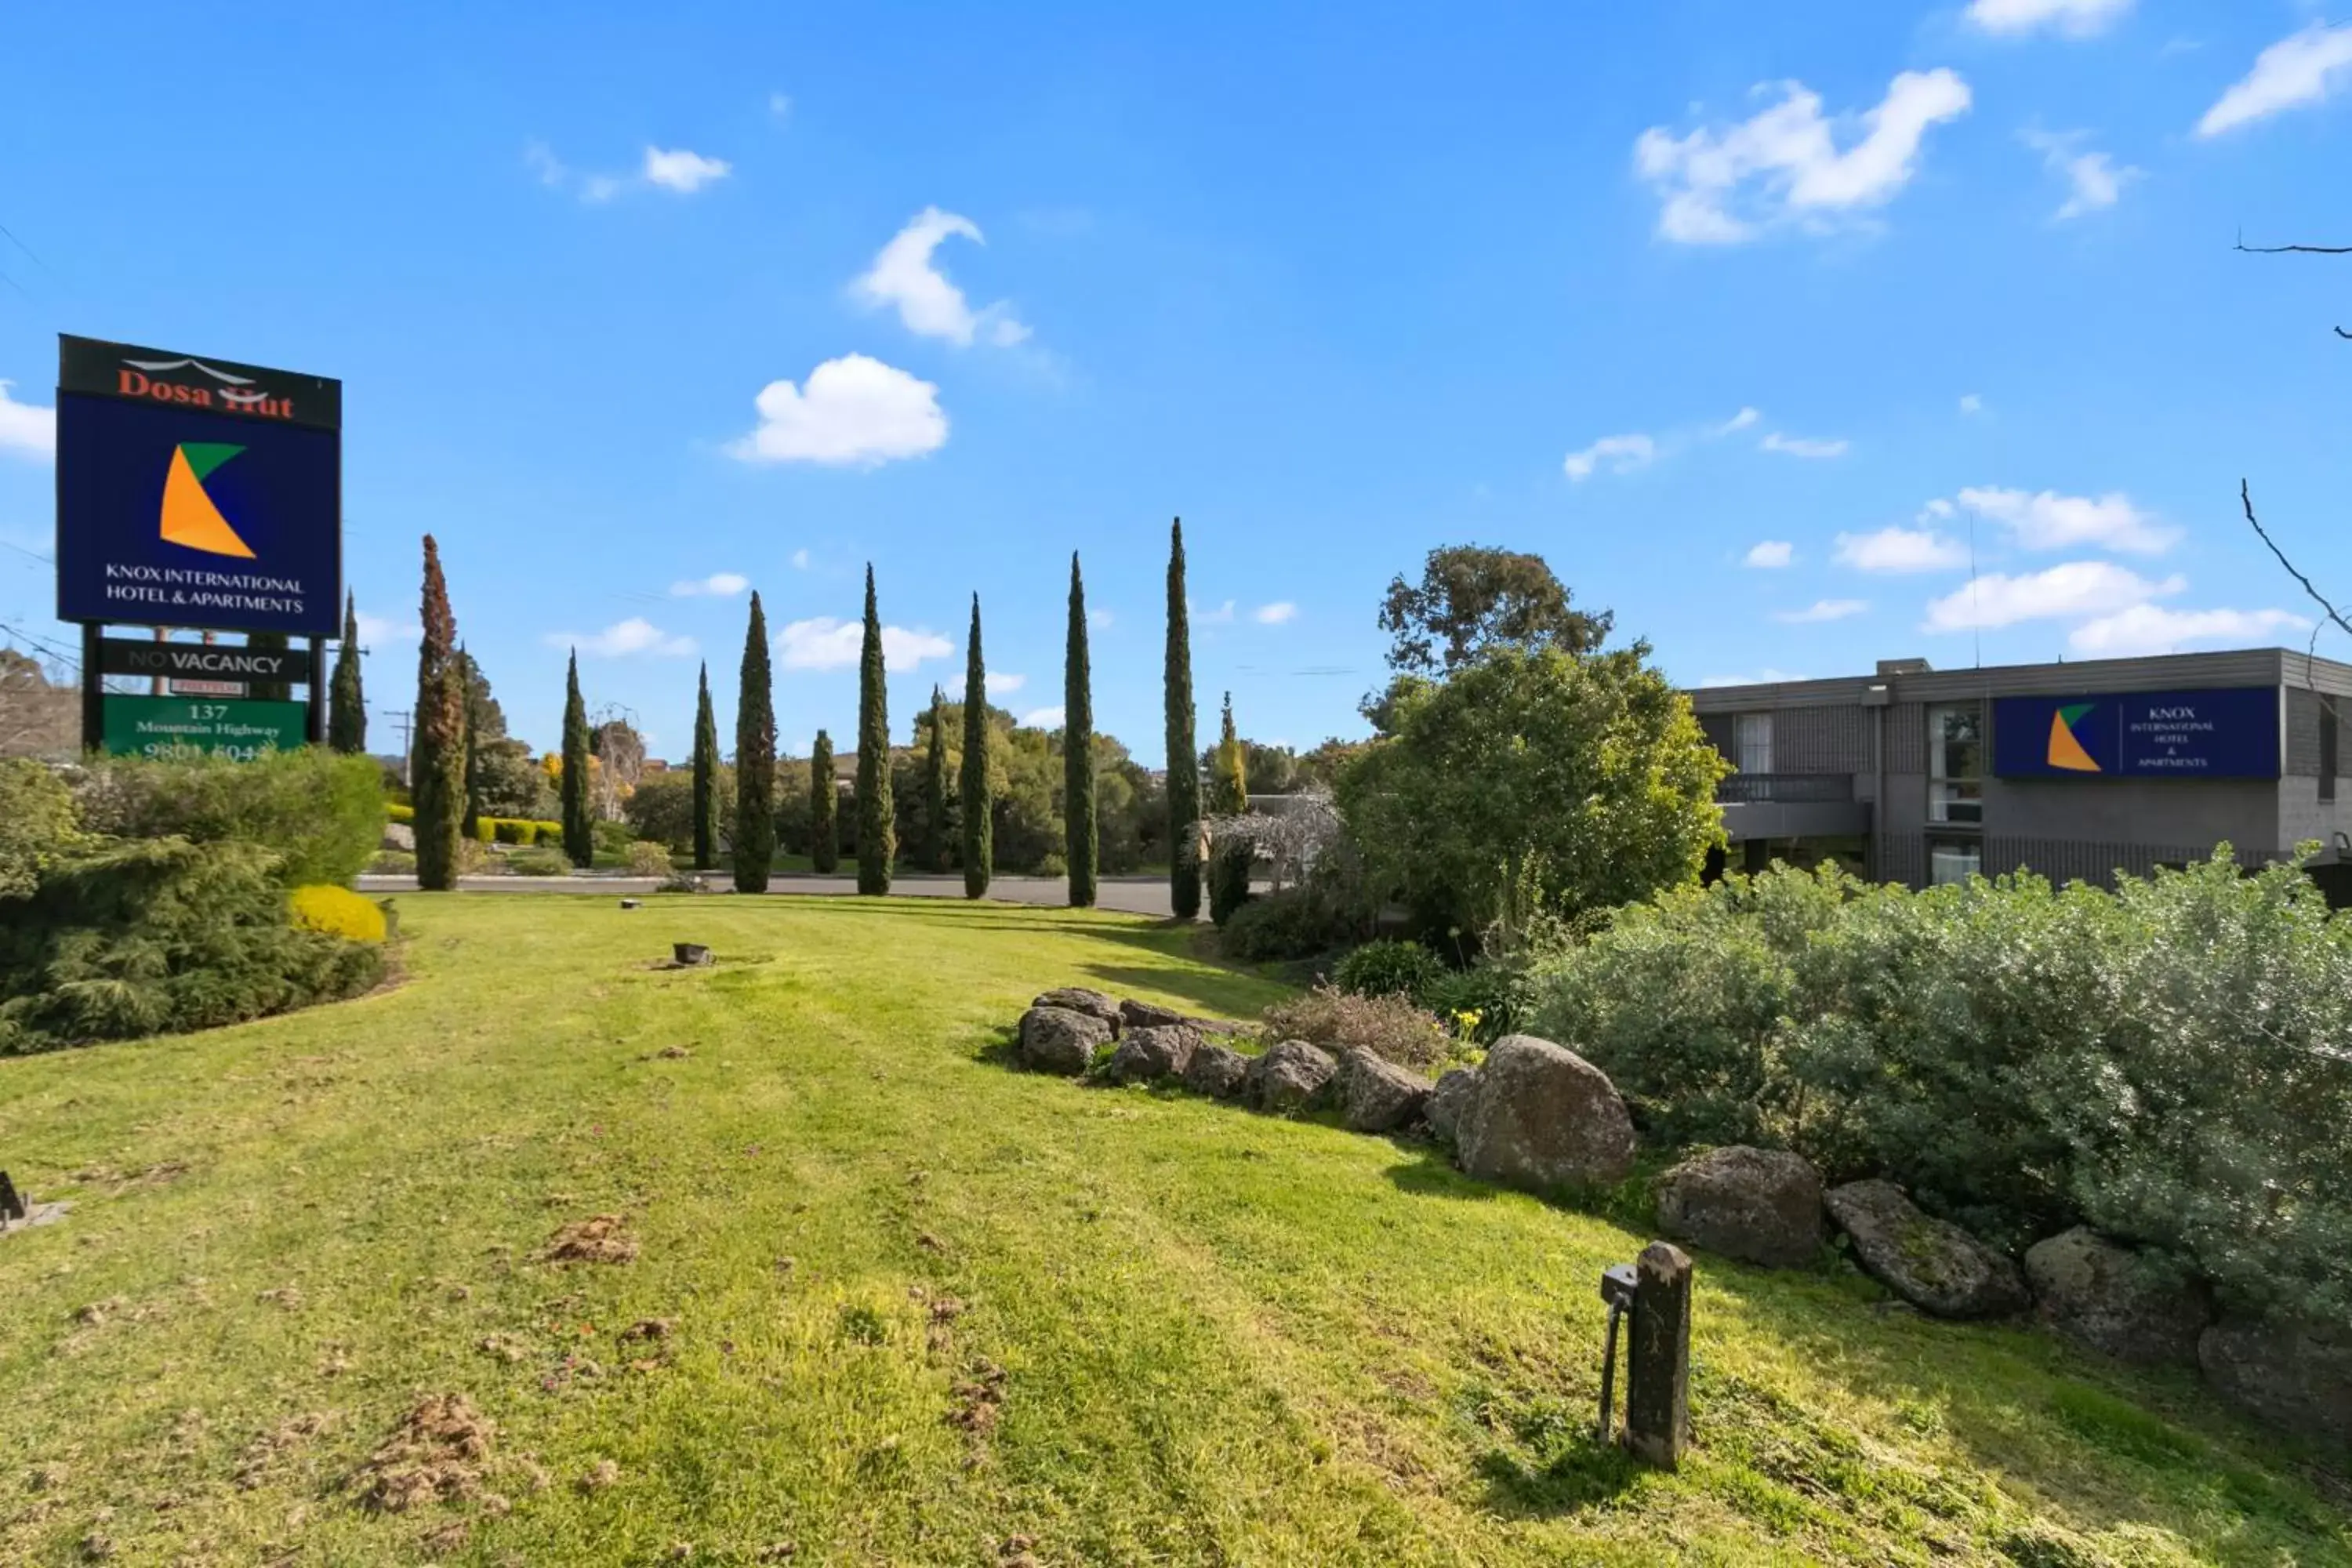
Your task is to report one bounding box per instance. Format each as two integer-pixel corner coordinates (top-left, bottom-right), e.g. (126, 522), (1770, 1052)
(79, 623), (102, 753)
(306, 636), (325, 744)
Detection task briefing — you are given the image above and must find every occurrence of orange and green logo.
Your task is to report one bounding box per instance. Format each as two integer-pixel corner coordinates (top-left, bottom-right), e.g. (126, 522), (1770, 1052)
(2046, 702), (2100, 772)
(158, 441), (255, 559)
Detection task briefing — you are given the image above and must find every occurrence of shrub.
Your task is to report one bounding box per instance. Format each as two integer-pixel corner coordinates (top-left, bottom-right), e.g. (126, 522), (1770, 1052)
(1221, 888), (1343, 961)
(1420, 963), (1525, 1044)
(387, 801), (415, 825)
(1, 759), (83, 902)
(508, 846), (570, 877)
(76, 749), (385, 887)
(1261, 982), (1453, 1074)
(625, 841), (674, 876)
(1037, 850), (1068, 879)
(472, 816), (496, 844)
(1208, 840), (1254, 927)
(0, 838), (383, 1054)
(1334, 939), (1443, 1002)
(368, 850), (416, 875)
(289, 884), (389, 943)
(492, 818), (531, 846)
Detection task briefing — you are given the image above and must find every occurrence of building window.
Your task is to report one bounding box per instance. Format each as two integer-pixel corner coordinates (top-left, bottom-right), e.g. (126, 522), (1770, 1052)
(1929, 837), (1982, 887)
(2322, 700), (2339, 804)
(1927, 702), (1983, 824)
(1734, 713), (1773, 775)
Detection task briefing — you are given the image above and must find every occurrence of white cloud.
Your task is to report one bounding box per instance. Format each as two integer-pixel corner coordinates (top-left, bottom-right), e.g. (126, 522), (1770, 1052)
(852, 207), (1029, 347)
(2197, 23), (2352, 137)
(768, 92), (793, 121)
(1021, 706), (1065, 729)
(1759, 431), (1849, 459)
(0, 381), (54, 460)
(1254, 601), (1298, 625)
(1196, 598), (1237, 624)
(1775, 598), (1868, 623)
(1634, 70), (1971, 244)
(775, 616), (953, 673)
(669, 572), (750, 597)
(789, 548), (811, 570)
(1965, 0), (2133, 38)
(2067, 604), (2309, 656)
(985, 671), (1025, 696)
(2021, 129), (2140, 219)
(1744, 540), (1795, 568)
(1923, 561), (2184, 631)
(1563, 432), (1657, 481)
(727, 354), (947, 467)
(1090, 608), (1113, 630)
(1951, 485), (2176, 554)
(1719, 406), (1762, 434)
(1835, 526), (1971, 573)
(1959, 393), (1984, 415)
(524, 141), (568, 188)
(1699, 669), (1807, 688)
(352, 610), (421, 644)
(550, 617), (698, 658)
(643, 147), (731, 194)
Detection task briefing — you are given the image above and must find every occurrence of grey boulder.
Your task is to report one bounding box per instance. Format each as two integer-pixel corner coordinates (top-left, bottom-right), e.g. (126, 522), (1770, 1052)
(1655, 1146), (1824, 1269)
(1456, 1035), (1637, 1192)
(1824, 1180), (2027, 1319)
(1120, 998), (1189, 1032)
(1018, 1005), (1112, 1076)
(1182, 1042), (1253, 1101)
(1249, 1040), (1338, 1114)
(1425, 1068), (1480, 1146)
(2198, 1316), (2352, 1442)
(2023, 1228), (2210, 1367)
(1105, 1025), (1198, 1085)
(382, 822), (416, 851)
(1335, 1047), (1432, 1134)
(1033, 988), (1123, 1029)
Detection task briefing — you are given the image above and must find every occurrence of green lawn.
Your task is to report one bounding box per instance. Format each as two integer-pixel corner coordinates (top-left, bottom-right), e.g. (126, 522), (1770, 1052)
(0, 896), (2343, 1566)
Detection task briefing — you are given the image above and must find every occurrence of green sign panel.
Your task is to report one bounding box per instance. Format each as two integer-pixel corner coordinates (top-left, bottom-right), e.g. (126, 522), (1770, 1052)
(101, 695), (307, 760)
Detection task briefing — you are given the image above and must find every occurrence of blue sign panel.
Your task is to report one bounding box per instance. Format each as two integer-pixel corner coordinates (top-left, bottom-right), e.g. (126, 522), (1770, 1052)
(1993, 687), (2280, 779)
(56, 393), (340, 637)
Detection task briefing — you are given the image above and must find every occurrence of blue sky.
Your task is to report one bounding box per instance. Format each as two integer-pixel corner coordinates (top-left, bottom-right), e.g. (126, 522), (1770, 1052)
(3, 0), (2350, 758)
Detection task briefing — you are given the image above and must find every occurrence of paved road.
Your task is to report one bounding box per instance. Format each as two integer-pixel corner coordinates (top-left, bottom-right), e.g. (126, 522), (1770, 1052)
(355, 872), (1184, 918)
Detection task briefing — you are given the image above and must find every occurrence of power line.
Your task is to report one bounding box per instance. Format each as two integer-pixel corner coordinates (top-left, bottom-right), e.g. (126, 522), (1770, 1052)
(0, 620), (81, 670)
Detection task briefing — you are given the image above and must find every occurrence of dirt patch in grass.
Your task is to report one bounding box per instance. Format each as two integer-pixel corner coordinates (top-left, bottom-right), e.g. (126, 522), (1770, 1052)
(354, 1395), (497, 1513)
(544, 1214), (638, 1265)
(236, 1412), (337, 1490)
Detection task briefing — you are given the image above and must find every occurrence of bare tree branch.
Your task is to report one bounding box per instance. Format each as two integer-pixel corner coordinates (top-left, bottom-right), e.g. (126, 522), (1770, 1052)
(2234, 240), (2352, 255)
(2241, 480), (2352, 641)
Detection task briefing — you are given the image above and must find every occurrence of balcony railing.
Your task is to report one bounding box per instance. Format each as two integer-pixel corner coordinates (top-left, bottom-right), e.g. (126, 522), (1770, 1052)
(1717, 772), (1853, 804)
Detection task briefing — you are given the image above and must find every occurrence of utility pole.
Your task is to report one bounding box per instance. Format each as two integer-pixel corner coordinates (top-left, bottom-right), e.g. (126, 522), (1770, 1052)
(386, 708), (414, 786)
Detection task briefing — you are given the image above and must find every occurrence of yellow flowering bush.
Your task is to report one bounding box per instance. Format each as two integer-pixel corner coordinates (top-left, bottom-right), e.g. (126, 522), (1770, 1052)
(289, 884), (388, 944)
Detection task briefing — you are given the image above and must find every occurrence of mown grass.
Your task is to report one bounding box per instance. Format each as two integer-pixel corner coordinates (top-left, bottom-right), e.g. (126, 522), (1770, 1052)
(0, 895), (2343, 1566)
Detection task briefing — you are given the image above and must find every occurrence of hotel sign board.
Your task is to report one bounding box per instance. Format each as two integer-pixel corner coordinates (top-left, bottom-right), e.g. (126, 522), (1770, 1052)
(1992, 688), (2281, 780)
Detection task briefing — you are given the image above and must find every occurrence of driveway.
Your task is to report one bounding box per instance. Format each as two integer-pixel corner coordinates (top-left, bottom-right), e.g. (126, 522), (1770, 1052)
(354, 872), (1183, 918)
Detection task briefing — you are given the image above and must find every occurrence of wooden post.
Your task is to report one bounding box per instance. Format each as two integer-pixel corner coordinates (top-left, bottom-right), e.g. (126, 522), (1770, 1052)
(79, 623), (102, 751)
(1624, 1240), (1692, 1468)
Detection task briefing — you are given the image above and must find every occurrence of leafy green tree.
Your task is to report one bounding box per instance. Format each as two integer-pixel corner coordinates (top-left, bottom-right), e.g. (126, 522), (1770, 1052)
(472, 739), (548, 818)
(1164, 519), (1201, 919)
(1336, 646), (1725, 946)
(246, 630), (291, 704)
(1064, 553), (1098, 906)
(1208, 691), (1248, 815)
(961, 594), (993, 898)
(856, 564), (895, 895)
(920, 686), (953, 873)
(810, 728), (839, 873)
(327, 593), (366, 754)
(411, 535), (466, 890)
(1378, 543), (1612, 675)
(735, 592), (777, 891)
(691, 662), (719, 869)
(560, 651), (593, 867)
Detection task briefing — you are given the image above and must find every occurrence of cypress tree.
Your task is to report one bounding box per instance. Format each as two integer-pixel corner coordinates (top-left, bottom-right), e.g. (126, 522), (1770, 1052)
(735, 592), (777, 892)
(810, 728), (839, 873)
(1164, 518), (1202, 919)
(459, 645), (481, 840)
(246, 630), (291, 704)
(412, 535), (465, 890)
(328, 592), (366, 754)
(561, 651), (593, 867)
(1209, 689), (1249, 815)
(922, 685), (952, 873)
(855, 564), (895, 895)
(961, 593), (993, 899)
(1065, 551), (1098, 908)
(691, 662), (719, 870)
